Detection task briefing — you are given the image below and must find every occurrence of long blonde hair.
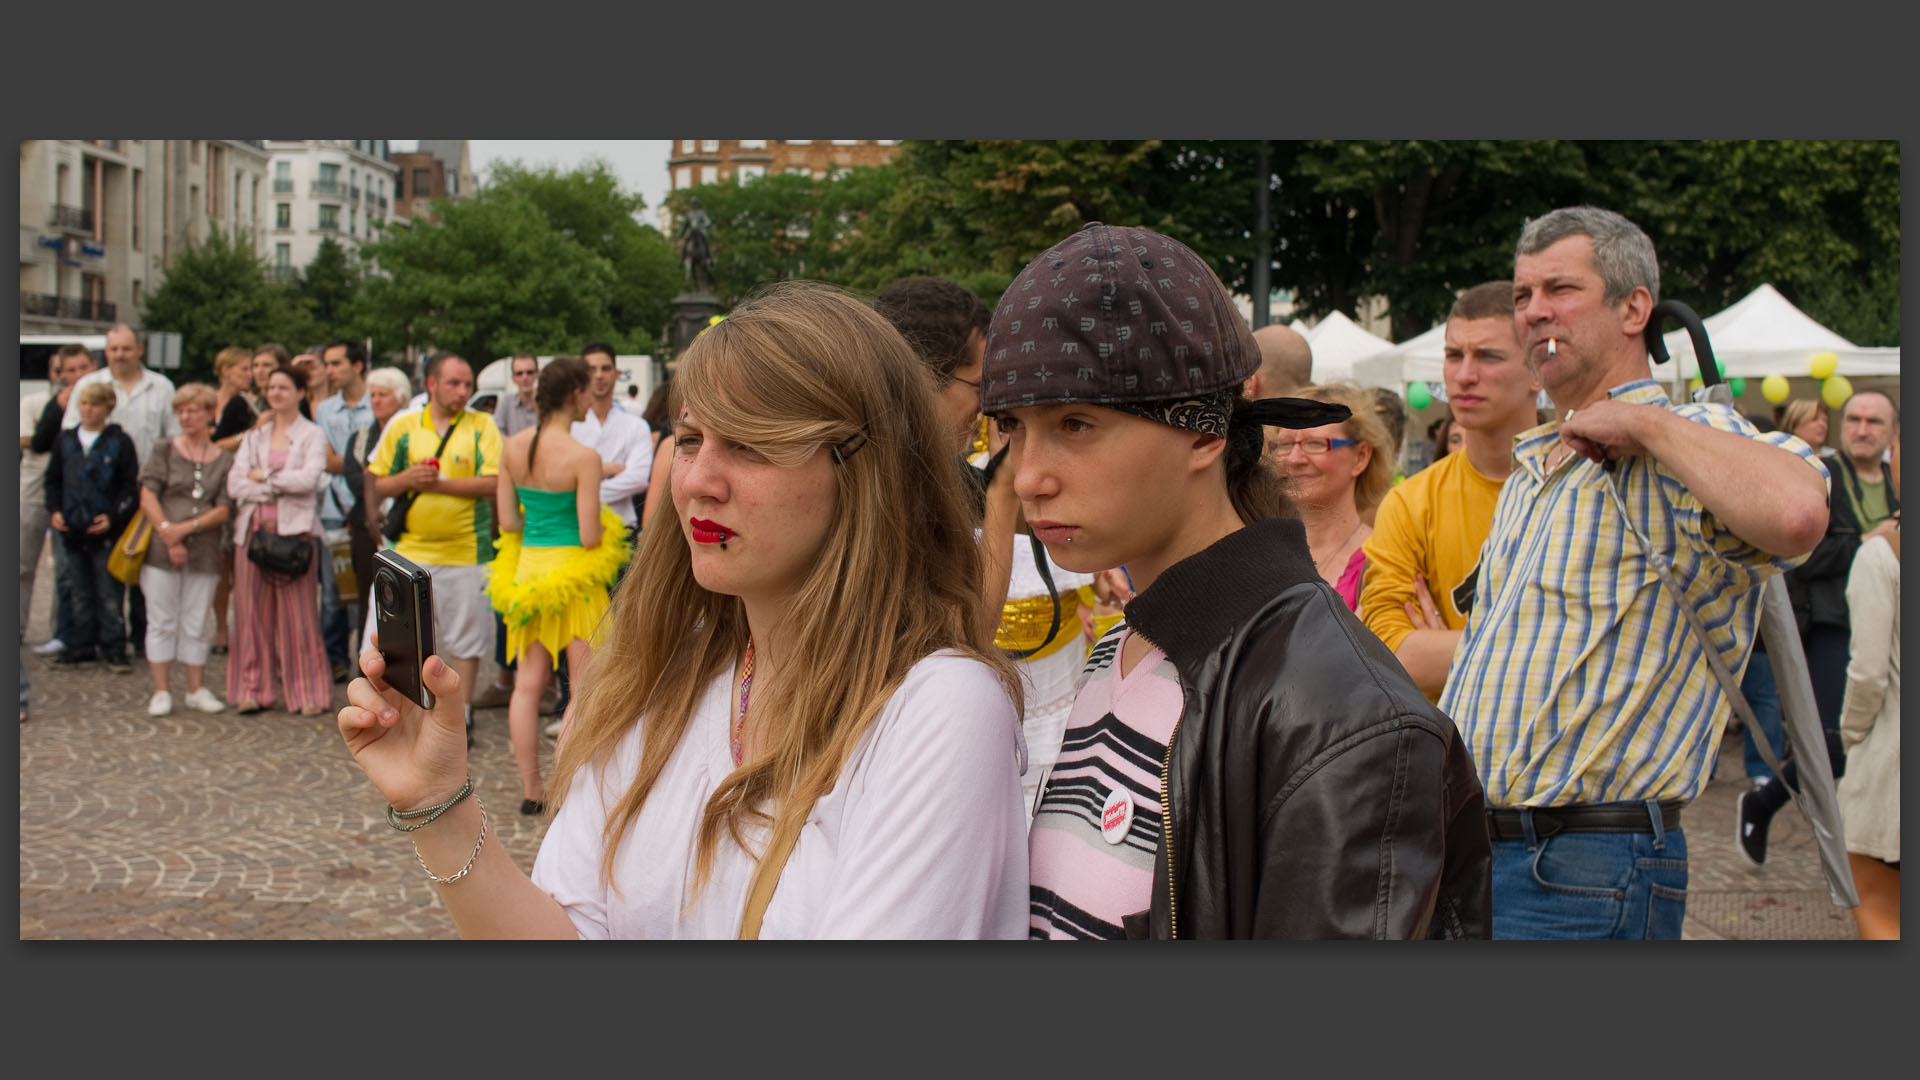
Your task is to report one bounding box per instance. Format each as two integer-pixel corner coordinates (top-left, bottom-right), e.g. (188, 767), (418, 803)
(547, 281), (1020, 901)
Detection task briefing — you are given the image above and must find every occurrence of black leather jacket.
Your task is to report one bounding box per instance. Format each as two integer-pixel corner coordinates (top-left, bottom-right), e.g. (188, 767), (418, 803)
(1118, 518), (1491, 939)
(1787, 452), (1896, 634)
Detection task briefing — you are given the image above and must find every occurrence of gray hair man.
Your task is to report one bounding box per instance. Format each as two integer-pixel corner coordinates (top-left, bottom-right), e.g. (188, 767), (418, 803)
(1439, 206), (1831, 938)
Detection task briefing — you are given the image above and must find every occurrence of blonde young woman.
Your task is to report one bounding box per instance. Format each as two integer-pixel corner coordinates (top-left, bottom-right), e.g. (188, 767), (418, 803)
(340, 282), (1029, 939)
(1274, 381), (1397, 611)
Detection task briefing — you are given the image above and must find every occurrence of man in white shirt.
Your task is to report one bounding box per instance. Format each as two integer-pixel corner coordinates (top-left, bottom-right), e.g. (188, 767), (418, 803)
(62, 325), (179, 651)
(572, 343), (653, 532)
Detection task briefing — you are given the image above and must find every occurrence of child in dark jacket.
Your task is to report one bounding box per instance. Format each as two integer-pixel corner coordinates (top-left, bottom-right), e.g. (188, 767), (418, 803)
(44, 381), (141, 668)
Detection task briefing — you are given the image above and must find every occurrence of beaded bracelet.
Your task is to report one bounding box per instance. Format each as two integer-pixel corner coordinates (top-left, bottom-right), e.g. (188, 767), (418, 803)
(386, 776), (475, 832)
(414, 798), (488, 885)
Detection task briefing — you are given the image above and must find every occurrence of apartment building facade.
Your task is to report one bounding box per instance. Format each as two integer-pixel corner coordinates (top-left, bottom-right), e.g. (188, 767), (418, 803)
(261, 140), (398, 281)
(19, 139), (270, 335)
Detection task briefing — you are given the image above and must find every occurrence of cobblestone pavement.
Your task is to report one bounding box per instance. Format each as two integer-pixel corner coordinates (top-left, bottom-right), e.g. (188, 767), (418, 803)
(16, 547), (1866, 939)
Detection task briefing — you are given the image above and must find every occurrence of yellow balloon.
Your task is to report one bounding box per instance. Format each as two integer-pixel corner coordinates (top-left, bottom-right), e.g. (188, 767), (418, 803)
(1760, 374), (1791, 404)
(1809, 351), (1839, 380)
(1821, 374), (1854, 410)
(707, 314), (727, 326)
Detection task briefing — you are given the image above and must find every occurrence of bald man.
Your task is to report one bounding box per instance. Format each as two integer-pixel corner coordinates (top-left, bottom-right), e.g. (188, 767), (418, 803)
(1246, 323), (1313, 399)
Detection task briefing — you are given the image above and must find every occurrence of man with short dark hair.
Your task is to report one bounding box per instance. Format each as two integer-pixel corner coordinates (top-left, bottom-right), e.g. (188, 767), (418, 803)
(1440, 206), (1830, 938)
(571, 344), (652, 532)
(873, 276), (990, 458)
(495, 355), (541, 439)
(1360, 281), (1540, 702)
(24, 343), (98, 650)
(315, 340), (374, 676)
(366, 353), (503, 744)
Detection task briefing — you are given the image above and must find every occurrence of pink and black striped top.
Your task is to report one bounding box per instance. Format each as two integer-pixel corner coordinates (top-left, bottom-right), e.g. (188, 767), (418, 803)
(1028, 625), (1184, 939)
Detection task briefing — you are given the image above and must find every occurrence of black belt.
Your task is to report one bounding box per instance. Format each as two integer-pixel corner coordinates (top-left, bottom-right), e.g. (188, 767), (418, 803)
(1485, 801), (1683, 841)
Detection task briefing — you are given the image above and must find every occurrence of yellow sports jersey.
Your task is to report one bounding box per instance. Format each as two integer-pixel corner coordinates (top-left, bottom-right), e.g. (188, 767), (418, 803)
(369, 408), (503, 566)
(1358, 450), (1506, 697)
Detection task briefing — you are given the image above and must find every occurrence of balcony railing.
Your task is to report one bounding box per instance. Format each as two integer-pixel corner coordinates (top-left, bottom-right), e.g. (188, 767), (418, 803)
(21, 293), (116, 322)
(268, 266), (297, 283)
(312, 180), (345, 197)
(50, 205), (94, 232)
(316, 219), (340, 233)
(350, 185), (361, 201)
(379, 196), (389, 211)
(273, 178), (294, 193)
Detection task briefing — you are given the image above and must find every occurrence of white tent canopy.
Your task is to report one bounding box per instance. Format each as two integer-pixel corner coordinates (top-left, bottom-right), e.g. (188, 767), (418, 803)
(1661, 283), (1900, 379)
(1298, 310), (1401, 389)
(1375, 281), (1900, 389)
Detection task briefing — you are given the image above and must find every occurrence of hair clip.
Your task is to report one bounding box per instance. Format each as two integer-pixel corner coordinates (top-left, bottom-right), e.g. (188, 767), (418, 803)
(831, 428), (870, 464)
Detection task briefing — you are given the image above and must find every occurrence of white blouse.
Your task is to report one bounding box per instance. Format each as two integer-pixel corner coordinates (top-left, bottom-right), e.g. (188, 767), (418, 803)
(531, 651), (1028, 939)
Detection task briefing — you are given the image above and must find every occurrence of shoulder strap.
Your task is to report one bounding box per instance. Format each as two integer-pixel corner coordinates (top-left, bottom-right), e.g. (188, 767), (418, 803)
(737, 819), (806, 940)
(1597, 460), (1791, 782)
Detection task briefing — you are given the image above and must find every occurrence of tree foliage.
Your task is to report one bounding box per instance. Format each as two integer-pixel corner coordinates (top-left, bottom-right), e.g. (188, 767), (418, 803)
(138, 224), (314, 383)
(665, 166), (900, 307)
(294, 236), (361, 332)
(350, 159), (679, 363)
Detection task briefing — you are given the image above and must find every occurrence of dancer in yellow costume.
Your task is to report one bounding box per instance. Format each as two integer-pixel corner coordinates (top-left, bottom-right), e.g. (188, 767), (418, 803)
(488, 356), (629, 815)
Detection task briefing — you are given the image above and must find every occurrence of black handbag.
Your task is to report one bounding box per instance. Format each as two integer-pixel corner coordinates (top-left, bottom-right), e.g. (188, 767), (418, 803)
(381, 414), (462, 544)
(240, 425), (316, 582)
(247, 527), (314, 582)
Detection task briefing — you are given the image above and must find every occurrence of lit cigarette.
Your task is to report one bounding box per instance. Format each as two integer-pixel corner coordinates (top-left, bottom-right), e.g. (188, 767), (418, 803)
(1547, 338), (1557, 356)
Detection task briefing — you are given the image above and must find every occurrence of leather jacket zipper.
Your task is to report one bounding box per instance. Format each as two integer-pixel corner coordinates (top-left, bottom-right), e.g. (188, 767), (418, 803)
(1159, 714), (1181, 940)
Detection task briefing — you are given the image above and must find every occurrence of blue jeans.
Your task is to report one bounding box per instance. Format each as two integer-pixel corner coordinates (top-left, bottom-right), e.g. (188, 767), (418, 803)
(49, 539), (79, 643)
(317, 520), (349, 665)
(60, 543), (125, 656)
(1741, 650), (1788, 782)
(1489, 803), (1689, 940)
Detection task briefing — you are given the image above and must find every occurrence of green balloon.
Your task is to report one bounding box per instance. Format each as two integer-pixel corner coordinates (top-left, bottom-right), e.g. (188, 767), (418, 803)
(1406, 382), (1432, 410)
(1729, 377), (1747, 396)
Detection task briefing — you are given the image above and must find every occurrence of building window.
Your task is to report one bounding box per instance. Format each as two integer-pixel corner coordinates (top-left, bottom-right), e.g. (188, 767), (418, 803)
(131, 169), (143, 250)
(674, 165), (691, 190)
(737, 164), (766, 183)
(787, 166), (814, 177)
(700, 140), (718, 153)
(739, 140), (767, 150)
(275, 243), (291, 268)
(831, 140), (859, 145)
(276, 160), (290, 179)
(276, 203), (291, 229)
(349, 208), (357, 235)
(191, 141), (201, 163)
(132, 280), (142, 308)
(412, 168), (432, 195)
(251, 177), (259, 222)
(699, 164), (718, 185)
(787, 140), (811, 145)
(56, 162), (70, 205)
(318, 204), (339, 230)
(876, 140), (898, 146)
(320, 162), (340, 183)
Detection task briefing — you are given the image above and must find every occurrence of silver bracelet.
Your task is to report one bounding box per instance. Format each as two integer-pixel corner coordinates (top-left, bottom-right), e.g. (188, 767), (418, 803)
(413, 797), (488, 885)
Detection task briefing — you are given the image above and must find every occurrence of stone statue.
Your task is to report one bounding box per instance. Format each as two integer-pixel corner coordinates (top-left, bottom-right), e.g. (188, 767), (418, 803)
(677, 199), (715, 293)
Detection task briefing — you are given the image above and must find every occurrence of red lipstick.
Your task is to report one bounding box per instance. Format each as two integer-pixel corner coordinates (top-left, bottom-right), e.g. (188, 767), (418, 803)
(689, 517), (734, 545)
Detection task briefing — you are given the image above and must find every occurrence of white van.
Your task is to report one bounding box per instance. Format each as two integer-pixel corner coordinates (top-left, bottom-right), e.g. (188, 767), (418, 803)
(470, 354), (654, 415)
(19, 333), (107, 403)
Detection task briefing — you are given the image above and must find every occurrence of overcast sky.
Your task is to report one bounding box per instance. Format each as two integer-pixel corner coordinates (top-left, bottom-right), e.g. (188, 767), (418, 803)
(395, 140), (675, 215)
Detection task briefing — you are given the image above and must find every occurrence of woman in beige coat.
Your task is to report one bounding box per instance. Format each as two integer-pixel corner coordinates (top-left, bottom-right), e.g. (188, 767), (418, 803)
(1837, 427), (1899, 940)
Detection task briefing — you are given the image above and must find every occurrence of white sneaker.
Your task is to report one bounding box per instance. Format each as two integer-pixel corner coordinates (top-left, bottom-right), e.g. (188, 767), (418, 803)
(183, 687), (226, 714)
(33, 638), (65, 656)
(147, 691), (173, 717)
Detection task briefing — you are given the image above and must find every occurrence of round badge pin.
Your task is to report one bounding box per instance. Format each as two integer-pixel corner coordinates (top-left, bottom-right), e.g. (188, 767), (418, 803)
(1100, 788), (1133, 845)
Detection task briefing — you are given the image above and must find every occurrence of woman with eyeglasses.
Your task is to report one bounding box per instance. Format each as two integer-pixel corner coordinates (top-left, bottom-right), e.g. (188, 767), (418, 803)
(1271, 382), (1398, 611)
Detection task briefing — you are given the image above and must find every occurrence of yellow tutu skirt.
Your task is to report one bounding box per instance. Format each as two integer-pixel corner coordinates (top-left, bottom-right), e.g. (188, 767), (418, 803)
(487, 506), (631, 668)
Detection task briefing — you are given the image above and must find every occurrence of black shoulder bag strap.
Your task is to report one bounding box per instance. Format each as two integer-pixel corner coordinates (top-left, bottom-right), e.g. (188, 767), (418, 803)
(383, 413), (461, 543)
